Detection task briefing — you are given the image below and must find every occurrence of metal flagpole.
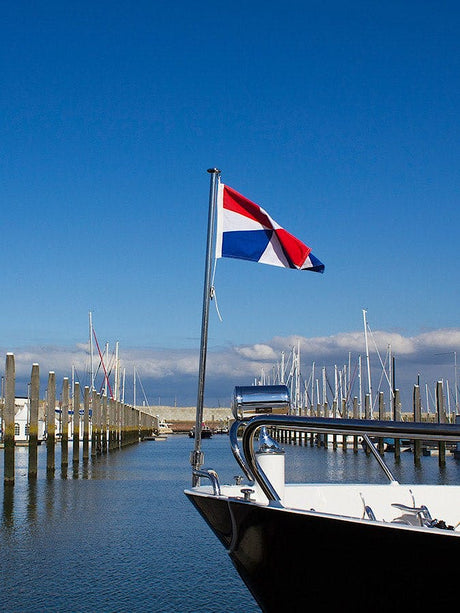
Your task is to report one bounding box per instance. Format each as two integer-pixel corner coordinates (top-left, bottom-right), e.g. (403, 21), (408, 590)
(191, 168), (221, 486)
(89, 311), (94, 392)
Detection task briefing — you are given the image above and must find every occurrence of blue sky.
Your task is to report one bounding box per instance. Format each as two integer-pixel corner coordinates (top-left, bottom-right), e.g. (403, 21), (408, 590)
(1, 1), (459, 409)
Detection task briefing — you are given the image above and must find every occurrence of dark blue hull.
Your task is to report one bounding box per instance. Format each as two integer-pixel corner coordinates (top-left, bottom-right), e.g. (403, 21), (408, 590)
(186, 491), (458, 612)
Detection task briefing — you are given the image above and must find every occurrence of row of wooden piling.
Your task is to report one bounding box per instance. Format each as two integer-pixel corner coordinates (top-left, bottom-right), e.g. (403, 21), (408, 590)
(273, 381), (454, 467)
(2, 353), (155, 485)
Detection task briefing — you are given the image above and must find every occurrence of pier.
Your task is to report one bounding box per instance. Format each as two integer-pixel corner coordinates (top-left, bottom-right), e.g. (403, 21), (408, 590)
(0, 353), (156, 485)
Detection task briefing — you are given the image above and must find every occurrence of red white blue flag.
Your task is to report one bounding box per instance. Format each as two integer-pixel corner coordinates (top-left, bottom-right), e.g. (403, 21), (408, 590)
(215, 183), (324, 272)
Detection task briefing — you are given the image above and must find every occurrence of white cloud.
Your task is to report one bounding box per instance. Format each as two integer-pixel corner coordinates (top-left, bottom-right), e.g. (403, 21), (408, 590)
(269, 328), (460, 359)
(235, 344), (277, 361)
(1, 327), (459, 405)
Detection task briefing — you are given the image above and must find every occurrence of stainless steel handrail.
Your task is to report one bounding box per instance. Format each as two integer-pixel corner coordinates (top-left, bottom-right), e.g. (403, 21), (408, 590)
(237, 416), (460, 503)
(192, 469), (221, 496)
(229, 420), (254, 483)
(361, 434), (397, 483)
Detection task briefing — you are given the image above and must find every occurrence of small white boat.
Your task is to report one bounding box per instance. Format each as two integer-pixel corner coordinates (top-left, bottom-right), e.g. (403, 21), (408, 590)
(158, 419), (173, 435)
(188, 423), (213, 439)
(144, 434), (168, 441)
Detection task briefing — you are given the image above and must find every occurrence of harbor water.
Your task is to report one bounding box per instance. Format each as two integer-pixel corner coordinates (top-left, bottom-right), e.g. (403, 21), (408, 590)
(1, 434), (460, 612)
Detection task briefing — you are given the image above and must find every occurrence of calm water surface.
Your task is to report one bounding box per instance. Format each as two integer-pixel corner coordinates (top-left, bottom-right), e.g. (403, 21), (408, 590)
(1, 435), (460, 612)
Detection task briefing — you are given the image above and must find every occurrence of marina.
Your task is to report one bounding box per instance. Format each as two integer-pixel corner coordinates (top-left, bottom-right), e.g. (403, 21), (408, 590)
(3, 1), (459, 611)
(1, 431), (460, 612)
(1, 172), (459, 612)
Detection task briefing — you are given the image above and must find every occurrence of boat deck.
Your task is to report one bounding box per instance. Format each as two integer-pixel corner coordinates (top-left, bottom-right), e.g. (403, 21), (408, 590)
(193, 482), (460, 532)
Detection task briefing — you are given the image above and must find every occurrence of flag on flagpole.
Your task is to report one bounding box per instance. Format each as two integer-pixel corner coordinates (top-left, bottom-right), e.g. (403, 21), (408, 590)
(215, 183), (325, 272)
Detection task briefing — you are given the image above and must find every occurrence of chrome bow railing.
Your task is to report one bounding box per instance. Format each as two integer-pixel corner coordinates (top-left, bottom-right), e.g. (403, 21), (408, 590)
(192, 469), (221, 496)
(231, 415), (460, 504)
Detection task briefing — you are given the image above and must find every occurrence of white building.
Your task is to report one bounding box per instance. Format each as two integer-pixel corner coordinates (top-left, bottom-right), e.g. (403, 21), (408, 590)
(1, 397), (46, 444)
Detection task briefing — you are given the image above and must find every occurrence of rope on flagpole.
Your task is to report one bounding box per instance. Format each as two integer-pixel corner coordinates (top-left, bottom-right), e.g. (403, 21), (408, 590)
(210, 249), (223, 322)
(210, 285), (223, 322)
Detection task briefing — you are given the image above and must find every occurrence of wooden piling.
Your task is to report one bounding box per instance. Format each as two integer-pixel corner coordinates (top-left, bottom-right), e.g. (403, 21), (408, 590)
(4, 353), (15, 485)
(95, 392), (102, 454)
(129, 407), (136, 445)
(364, 393), (371, 419)
(108, 398), (115, 451)
(332, 400), (338, 450)
(125, 405), (130, 445)
(61, 378), (69, 468)
(112, 400), (116, 449)
(120, 402), (126, 447)
(341, 398), (347, 451)
(352, 396), (359, 452)
(413, 385), (422, 465)
(436, 381), (446, 467)
(83, 386), (90, 460)
(129, 405), (133, 445)
(393, 389), (401, 461)
(91, 390), (98, 457)
(73, 382), (80, 464)
(378, 392), (385, 456)
(116, 401), (121, 448)
(46, 372), (56, 476)
(141, 410), (151, 441)
(323, 401), (328, 448)
(102, 394), (108, 452)
(139, 411), (145, 440)
(131, 406), (136, 445)
(115, 399), (119, 448)
(364, 394), (371, 455)
(112, 398), (117, 450)
(135, 408), (140, 444)
(28, 363), (40, 479)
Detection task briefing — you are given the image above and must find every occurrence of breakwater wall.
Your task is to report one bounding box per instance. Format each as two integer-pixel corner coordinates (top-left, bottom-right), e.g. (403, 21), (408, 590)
(136, 406), (233, 431)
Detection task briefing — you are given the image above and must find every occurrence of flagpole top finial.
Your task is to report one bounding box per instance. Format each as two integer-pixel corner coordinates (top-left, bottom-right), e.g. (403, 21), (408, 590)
(207, 168), (221, 174)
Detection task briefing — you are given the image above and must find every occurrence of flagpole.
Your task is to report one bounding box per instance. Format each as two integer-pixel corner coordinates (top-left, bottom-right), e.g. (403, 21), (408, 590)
(191, 167), (221, 486)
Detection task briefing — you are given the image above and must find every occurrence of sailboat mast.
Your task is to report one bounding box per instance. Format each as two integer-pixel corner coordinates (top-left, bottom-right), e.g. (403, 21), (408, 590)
(104, 343), (109, 396)
(191, 168), (221, 485)
(311, 362), (315, 409)
(89, 311), (94, 392)
(455, 351), (459, 414)
(133, 366), (136, 409)
(362, 309), (373, 417)
(114, 341), (119, 401)
(296, 341), (301, 415)
(334, 365), (338, 408)
(358, 355), (362, 418)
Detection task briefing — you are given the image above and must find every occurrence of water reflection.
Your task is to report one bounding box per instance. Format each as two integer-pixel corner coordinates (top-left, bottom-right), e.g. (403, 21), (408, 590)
(2, 484), (14, 530)
(44, 479), (54, 519)
(27, 480), (37, 524)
